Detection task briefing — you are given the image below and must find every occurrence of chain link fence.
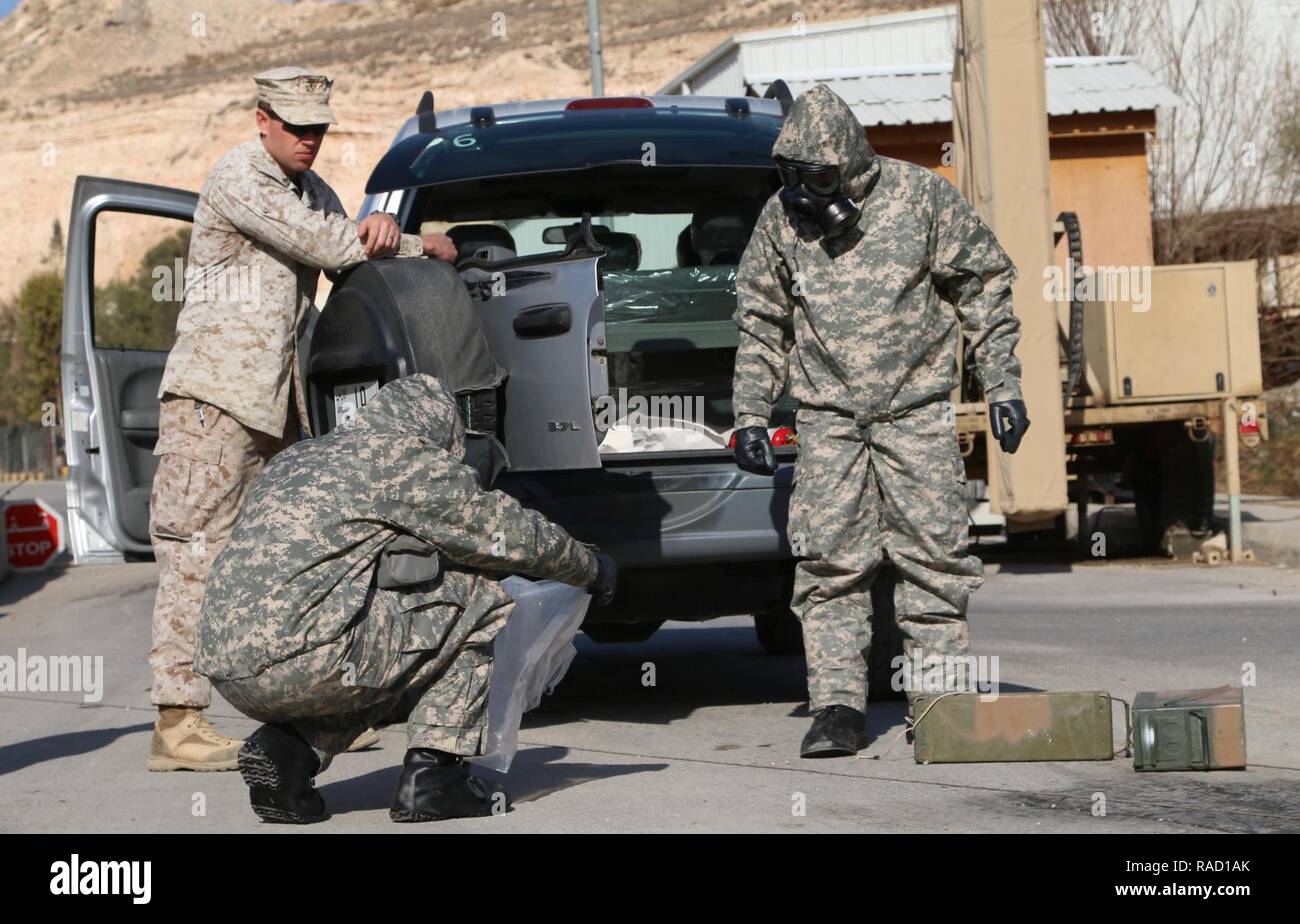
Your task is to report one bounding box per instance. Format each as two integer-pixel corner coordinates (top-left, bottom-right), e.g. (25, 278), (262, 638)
(0, 426), (64, 480)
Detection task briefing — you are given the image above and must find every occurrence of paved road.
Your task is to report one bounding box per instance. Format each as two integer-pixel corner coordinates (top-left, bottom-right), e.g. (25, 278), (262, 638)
(2, 535), (1297, 833)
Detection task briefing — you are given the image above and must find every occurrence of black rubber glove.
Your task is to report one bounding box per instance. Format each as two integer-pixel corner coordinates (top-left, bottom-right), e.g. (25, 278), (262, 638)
(989, 399), (1031, 454)
(590, 551), (618, 607)
(733, 426), (778, 475)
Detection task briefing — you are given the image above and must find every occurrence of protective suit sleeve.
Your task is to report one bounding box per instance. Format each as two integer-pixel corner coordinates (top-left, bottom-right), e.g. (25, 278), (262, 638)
(732, 205), (796, 428)
(372, 460), (600, 589)
(929, 176), (1024, 404)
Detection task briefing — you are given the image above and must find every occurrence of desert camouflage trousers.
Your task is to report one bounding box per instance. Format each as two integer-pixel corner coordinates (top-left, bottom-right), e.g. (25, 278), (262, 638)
(215, 570), (514, 771)
(149, 393), (298, 707)
(788, 399), (984, 713)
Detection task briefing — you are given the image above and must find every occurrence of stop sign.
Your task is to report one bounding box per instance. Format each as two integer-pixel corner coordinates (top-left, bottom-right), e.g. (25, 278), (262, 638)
(5, 499), (66, 571)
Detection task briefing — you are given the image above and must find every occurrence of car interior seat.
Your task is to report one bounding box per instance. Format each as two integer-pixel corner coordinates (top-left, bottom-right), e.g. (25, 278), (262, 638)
(690, 199), (761, 266)
(676, 226), (702, 267)
(593, 230), (641, 271)
(553, 223), (641, 271)
(446, 223), (518, 263)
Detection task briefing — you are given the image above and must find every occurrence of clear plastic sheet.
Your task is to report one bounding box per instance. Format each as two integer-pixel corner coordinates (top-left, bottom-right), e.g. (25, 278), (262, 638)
(603, 267), (739, 352)
(467, 576), (592, 772)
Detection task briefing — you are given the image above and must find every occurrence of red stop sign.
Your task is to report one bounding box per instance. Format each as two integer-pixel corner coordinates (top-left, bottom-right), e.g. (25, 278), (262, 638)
(5, 499), (66, 571)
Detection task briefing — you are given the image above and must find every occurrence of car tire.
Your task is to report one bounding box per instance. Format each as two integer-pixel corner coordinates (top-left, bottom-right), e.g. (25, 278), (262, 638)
(754, 607), (804, 655)
(867, 564), (907, 703)
(755, 565), (908, 702)
(310, 259), (504, 435)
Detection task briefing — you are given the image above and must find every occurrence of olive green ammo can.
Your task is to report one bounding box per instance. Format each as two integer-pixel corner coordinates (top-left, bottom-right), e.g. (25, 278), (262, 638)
(1132, 686), (1247, 771)
(912, 691), (1116, 763)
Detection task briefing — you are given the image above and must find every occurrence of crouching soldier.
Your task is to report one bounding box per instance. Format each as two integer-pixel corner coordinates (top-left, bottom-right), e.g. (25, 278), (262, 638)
(193, 374), (616, 823)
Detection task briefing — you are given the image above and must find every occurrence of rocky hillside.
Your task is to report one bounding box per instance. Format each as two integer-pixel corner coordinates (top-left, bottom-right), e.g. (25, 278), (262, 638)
(0, 0), (938, 301)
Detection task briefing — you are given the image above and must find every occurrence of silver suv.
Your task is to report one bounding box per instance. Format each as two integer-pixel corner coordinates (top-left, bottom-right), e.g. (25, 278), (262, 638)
(61, 92), (904, 691)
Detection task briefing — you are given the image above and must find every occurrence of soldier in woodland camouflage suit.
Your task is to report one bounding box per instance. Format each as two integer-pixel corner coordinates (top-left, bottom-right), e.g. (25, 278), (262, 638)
(194, 374), (616, 824)
(146, 66), (461, 772)
(731, 84), (1031, 757)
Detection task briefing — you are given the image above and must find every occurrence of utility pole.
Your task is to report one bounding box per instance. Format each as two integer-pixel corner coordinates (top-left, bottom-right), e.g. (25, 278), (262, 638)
(586, 0), (605, 96)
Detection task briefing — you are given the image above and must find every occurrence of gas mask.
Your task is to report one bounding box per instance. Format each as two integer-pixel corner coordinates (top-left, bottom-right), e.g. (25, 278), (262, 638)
(775, 156), (861, 239)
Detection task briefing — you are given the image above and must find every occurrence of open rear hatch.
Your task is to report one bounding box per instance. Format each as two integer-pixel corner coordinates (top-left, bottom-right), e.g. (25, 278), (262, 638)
(306, 215), (611, 471)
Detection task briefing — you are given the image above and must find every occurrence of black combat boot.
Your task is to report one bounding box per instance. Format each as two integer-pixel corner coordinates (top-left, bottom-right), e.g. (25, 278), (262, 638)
(800, 705), (868, 758)
(237, 724), (328, 824)
(390, 748), (510, 822)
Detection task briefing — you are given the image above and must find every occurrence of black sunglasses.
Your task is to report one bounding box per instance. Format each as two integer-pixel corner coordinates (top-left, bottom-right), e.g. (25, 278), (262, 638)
(264, 107), (329, 139)
(774, 157), (841, 196)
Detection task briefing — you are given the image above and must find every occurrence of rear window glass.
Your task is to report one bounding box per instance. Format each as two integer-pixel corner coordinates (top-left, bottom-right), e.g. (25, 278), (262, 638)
(369, 107), (783, 193)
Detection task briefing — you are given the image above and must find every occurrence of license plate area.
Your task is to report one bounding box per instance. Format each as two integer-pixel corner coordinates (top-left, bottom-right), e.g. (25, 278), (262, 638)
(333, 381), (379, 428)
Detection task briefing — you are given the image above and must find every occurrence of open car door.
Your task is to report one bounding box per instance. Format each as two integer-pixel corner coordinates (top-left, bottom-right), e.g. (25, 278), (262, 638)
(62, 176), (197, 563)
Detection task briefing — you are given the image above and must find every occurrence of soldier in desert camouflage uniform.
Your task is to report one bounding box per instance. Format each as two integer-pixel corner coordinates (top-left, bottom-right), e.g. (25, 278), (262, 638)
(194, 374), (616, 824)
(147, 66), (460, 771)
(731, 84), (1031, 758)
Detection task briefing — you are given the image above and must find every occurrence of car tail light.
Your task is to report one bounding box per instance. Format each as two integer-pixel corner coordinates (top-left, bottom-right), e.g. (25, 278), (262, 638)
(1240, 417), (1261, 448)
(565, 97), (654, 110)
(726, 428), (798, 448)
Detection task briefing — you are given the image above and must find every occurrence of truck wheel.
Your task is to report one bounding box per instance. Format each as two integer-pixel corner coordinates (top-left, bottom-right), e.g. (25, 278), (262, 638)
(1132, 429), (1217, 553)
(754, 608), (804, 655)
(582, 621), (664, 644)
(868, 564), (907, 703)
(1160, 431), (1217, 535)
(755, 566), (908, 701)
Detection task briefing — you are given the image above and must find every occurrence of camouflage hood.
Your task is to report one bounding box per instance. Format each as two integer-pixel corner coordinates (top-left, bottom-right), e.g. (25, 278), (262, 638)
(771, 83), (879, 202)
(349, 373), (465, 458)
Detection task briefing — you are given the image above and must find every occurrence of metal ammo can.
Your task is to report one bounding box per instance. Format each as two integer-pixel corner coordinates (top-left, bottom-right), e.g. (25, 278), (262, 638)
(1132, 686), (1246, 771)
(911, 691), (1117, 763)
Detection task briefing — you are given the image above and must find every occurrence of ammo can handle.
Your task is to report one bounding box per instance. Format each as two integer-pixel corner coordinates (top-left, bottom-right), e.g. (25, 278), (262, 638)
(1190, 710), (1211, 766)
(1115, 698), (1133, 758)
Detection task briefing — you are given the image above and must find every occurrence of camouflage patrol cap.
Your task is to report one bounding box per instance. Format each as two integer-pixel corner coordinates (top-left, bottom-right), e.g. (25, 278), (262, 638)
(253, 66), (337, 125)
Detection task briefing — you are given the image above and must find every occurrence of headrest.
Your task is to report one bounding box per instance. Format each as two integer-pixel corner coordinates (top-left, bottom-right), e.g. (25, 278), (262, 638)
(446, 224), (517, 262)
(691, 199), (760, 266)
(594, 230), (641, 271)
(552, 223), (641, 271)
(676, 225), (701, 267)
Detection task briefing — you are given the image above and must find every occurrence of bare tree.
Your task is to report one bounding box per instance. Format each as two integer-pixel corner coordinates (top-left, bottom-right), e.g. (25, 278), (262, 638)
(1043, 0), (1147, 57)
(1142, 0), (1297, 263)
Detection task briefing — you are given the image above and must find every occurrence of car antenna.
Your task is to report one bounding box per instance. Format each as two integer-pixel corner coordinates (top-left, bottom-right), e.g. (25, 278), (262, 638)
(416, 91), (437, 133)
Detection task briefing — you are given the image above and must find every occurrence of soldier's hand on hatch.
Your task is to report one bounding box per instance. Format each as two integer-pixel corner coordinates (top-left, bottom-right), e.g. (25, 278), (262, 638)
(590, 552), (618, 607)
(420, 232), (458, 263)
(989, 399), (1031, 454)
(357, 212), (401, 258)
(732, 426), (778, 476)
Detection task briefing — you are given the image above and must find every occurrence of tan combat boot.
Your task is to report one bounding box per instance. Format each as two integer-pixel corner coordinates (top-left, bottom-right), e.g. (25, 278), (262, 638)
(147, 706), (243, 771)
(346, 727), (382, 752)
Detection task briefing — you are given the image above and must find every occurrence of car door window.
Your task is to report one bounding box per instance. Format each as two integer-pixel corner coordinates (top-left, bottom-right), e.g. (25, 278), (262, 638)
(92, 212), (191, 351)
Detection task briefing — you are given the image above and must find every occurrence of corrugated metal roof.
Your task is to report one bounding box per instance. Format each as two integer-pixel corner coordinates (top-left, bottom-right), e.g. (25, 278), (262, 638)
(657, 7), (958, 96)
(746, 58), (1181, 126)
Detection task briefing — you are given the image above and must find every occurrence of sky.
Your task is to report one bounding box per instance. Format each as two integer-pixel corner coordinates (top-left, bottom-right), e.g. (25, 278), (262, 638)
(0, 0), (18, 19)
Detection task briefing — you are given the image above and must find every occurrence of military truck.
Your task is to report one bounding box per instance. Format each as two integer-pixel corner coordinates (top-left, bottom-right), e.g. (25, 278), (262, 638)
(946, 0), (1267, 561)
